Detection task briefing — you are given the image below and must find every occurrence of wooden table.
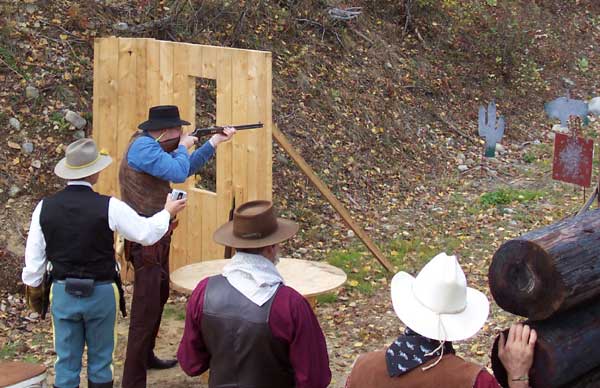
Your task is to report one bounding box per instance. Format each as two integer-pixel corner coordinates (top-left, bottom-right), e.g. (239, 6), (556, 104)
(170, 258), (347, 308)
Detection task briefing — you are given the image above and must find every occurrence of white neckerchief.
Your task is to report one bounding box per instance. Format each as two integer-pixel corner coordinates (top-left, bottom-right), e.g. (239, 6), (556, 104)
(222, 252), (284, 306)
(67, 181), (93, 188)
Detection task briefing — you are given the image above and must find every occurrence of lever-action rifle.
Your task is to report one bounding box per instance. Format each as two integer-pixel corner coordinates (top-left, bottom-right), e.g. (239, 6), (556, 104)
(191, 123), (263, 138)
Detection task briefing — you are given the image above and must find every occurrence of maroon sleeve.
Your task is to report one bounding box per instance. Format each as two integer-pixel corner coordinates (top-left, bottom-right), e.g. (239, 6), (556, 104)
(177, 277), (210, 376)
(269, 286), (332, 388)
(474, 369), (501, 388)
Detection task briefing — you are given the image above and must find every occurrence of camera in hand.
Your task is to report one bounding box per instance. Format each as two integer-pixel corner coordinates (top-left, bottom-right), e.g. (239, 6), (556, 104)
(171, 189), (187, 201)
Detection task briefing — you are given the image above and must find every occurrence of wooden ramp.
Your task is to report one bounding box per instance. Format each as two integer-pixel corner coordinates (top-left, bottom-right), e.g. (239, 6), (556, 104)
(92, 38), (272, 272)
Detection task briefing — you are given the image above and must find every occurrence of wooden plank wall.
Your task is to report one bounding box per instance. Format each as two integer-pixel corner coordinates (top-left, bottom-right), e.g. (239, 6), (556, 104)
(93, 38), (272, 272)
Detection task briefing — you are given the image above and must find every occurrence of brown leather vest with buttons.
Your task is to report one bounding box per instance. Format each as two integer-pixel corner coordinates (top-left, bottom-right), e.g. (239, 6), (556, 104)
(201, 275), (295, 388)
(346, 351), (483, 388)
(119, 132), (171, 216)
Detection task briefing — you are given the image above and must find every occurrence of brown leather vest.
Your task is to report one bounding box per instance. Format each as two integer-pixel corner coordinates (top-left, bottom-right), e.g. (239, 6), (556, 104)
(346, 351), (482, 388)
(202, 275), (295, 388)
(119, 132), (172, 216)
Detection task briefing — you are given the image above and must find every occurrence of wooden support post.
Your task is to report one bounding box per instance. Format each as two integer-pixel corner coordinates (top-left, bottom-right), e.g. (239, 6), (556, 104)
(490, 300), (600, 388)
(272, 125), (394, 273)
(488, 207), (600, 320)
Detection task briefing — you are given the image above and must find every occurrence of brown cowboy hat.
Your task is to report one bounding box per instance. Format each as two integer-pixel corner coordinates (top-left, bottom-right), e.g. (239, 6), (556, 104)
(213, 200), (299, 249)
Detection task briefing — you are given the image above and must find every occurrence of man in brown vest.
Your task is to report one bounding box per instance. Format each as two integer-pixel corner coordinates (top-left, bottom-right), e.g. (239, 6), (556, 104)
(346, 252), (536, 388)
(177, 200), (331, 387)
(119, 105), (235, 388)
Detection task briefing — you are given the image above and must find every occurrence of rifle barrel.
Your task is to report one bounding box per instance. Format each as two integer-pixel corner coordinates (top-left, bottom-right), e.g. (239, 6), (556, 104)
(192, 123), (263, 136)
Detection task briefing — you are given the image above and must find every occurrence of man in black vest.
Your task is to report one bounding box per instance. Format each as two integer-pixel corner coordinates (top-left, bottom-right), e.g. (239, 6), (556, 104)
(22, 138), (186, 388)
(178, 200), (331, 388)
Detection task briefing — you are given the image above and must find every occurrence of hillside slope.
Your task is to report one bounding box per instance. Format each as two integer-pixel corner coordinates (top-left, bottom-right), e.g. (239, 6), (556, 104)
(0, 0), (598, 291)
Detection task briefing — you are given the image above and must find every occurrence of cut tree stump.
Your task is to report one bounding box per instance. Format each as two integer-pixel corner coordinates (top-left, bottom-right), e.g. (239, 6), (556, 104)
(490, 300), (600, 388)
(488, 208), (600, 320)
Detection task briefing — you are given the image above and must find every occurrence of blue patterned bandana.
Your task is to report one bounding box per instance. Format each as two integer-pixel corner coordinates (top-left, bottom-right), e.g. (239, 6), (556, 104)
(385, 328), (455, 377)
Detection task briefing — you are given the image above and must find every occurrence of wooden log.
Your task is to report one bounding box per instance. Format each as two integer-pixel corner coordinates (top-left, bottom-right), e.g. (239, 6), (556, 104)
(490, 300), (600, 388)
(488, 208), (600, 320)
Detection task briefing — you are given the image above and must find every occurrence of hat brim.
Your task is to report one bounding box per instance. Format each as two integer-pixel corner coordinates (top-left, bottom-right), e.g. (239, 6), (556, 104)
(54, 155), (113, 180)
(138, 118), (191, 131)
(213, 218), (299, 248)
(390, 272), (489, 342)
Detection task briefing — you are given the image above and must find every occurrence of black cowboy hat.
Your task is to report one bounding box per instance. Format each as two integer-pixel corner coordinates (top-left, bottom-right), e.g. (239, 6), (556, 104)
(138, 105), (191, 131)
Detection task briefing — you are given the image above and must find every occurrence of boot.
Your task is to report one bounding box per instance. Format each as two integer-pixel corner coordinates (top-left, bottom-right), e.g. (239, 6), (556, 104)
(88, 380), (113, 388)
(147, 353), (178, 370)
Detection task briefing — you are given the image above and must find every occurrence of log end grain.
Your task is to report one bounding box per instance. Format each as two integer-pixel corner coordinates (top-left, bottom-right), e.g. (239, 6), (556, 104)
(489, 239), (565, 320)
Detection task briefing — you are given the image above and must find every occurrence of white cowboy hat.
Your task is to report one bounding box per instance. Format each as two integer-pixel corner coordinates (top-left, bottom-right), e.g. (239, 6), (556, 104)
(391, 252), (489, 342)
(54, 138), (112, 180)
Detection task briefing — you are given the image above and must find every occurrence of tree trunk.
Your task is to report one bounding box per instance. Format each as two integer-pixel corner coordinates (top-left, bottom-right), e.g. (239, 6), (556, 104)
(488, 208), (600, 320)
(490, 300), (600, 387)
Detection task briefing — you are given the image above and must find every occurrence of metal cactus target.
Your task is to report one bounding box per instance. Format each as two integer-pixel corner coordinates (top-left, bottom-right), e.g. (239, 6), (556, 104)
(478, 101), (505, 157)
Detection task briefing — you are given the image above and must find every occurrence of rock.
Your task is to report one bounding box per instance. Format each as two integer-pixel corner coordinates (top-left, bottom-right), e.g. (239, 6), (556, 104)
(446, 137), (456, 147)
(457, 153), (466, 163)
(9, 117), (20, 130)
(562, 77), (576, 88)
(25, 4), (38, 13)
(25, 85), (39, 99)
(384, 62), (393, 70)
(8, 186), (20, 198)
(495, 143), (506, 154)
(113, 22), (129, 31)
(73, 130), (85, 139)
(29, 312), (39, 319)
(465, 158), (475, 166)
(64, 110), (87, 129)
(589, 97), (600, 116)
(275, 154), (288, 164)
(503, 208), (515, 214)
(21, 142), (34, 154)
(383, 224), (398, 232)
(31, 160), (41, 169)
(297, 247), (308, 254)
(458, 164), (468, 172)
(552, 124), (568, 133)
(347, 230), (355, 238)
(533, 139), (541, 145)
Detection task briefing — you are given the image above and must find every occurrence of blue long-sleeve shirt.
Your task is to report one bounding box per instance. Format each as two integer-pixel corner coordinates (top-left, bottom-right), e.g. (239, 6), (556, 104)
(127, 133), (215, 183)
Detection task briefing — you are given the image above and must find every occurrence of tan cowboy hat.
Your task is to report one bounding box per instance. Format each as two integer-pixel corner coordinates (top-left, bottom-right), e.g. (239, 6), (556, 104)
(391, 252), (489, 342)
(213, 200), (299, 249)
(54, 138), (112, 180)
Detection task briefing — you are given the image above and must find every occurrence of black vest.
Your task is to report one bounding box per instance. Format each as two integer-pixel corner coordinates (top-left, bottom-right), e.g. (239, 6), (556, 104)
(40, 185), (116, 281)
(202, 275), (296, 388)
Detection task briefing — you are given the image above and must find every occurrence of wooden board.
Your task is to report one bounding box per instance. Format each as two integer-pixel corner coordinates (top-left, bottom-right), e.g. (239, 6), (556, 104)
(93, 38), (272, 273)
(170, 258), (347, 299)
(272, 125), (394, 273)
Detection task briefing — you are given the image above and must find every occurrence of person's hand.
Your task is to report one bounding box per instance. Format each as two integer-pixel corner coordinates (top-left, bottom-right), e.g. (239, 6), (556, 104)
(498, 323), (537, 387)
(209, 126), (236, 148)
(179, 134), (199, 149)
(26, 285), (44, 314)
(164, 194), (187, 217)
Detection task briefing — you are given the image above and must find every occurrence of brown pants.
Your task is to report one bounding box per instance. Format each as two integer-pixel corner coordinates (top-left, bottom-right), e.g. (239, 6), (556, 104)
(121, 232), (172, 388)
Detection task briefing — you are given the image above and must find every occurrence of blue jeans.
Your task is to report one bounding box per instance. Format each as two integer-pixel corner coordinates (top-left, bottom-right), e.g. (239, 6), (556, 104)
(51, 282), (118, 388)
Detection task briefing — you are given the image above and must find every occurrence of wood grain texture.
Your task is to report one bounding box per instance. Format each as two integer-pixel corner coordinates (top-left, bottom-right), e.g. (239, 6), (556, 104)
(491, 301), (600, 387)
(94, 38), (272, 271)
(489, 208), (600, 320)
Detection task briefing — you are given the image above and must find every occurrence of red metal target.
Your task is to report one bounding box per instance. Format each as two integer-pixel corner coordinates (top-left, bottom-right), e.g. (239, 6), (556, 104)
(552, 133), (593, 187)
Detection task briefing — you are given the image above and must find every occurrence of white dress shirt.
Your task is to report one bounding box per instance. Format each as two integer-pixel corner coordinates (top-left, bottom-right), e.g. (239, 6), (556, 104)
(22, 181), (171, 287)
(222, 251), (284, 306)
